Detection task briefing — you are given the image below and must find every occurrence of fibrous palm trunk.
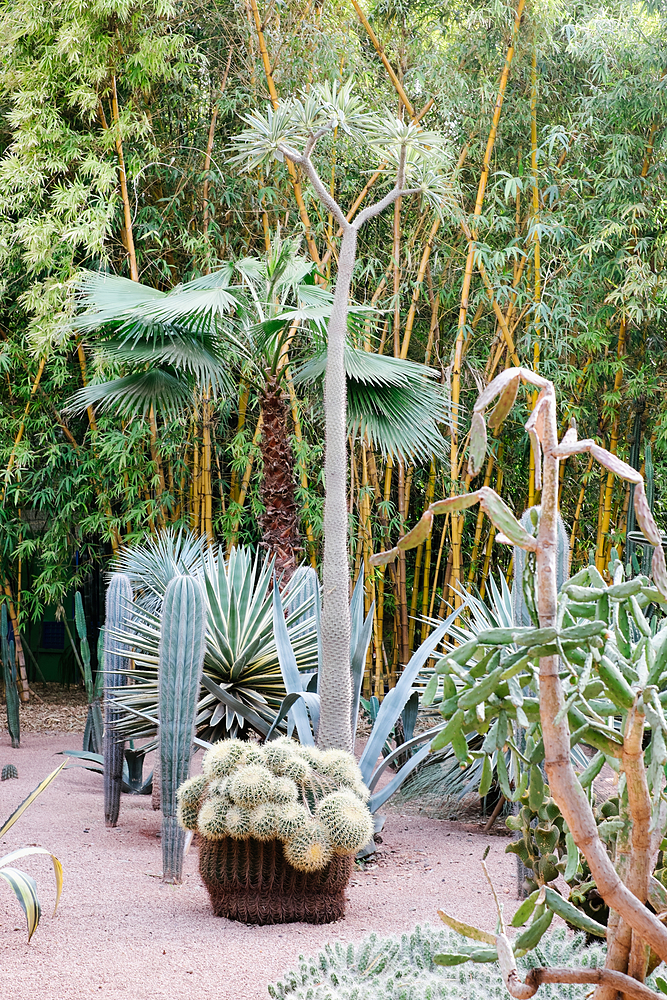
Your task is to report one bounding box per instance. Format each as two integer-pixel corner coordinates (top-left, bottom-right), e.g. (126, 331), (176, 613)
(259, 373), (302, 582)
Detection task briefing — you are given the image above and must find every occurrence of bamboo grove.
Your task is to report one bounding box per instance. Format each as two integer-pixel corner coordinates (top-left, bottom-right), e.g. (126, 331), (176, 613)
(0, 0), (665, 701)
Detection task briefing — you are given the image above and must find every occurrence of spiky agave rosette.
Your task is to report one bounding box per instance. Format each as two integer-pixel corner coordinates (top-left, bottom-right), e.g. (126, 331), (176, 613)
(177, 738), (373, 871)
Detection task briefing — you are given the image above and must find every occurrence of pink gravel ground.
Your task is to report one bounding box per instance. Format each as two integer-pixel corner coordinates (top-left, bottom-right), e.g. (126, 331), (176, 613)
(1, 730), (521, 1000)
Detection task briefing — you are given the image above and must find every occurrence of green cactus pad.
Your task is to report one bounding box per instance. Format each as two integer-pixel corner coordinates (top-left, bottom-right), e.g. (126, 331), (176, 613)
(229, 764), (276, 807)
(271, 776), (299, 804)
(284, 824), (333, 872)
(249, 803), (280, 841)
(202, 738), (247, 778)
(177, 799), (200, 831)
(275, 802), (310, 841)
(197, 798), (229, 839)
(282, 757), (313, 785)
(224, 804), (253, 839)
(177, 773), (209, 809)
(317, 791), (374, 853)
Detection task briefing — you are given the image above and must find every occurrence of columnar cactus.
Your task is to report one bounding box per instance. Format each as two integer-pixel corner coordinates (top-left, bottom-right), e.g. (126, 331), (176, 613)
(2, 604), (20, 749)
(103, 573), (133, 827)
(158, 574), (207, 883)
(77, 591), (104, 754)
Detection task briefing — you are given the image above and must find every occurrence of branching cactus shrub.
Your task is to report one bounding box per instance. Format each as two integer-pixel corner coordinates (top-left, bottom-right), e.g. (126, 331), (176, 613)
(177, 738), (372, 871)
(158, 574), (207, 883)
(372, 368), (667, 999)
(103, 573), (133, 828)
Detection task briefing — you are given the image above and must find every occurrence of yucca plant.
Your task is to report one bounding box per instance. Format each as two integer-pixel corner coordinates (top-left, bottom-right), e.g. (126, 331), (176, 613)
(109, 537), (319, 743)
(0, 761), (65, 942)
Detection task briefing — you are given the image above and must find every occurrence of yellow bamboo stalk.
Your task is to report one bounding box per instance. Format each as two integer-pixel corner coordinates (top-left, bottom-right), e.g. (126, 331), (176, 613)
(2, 355), (46, 500)
(467, 451), (496, 584)
(3, 582), (29, 702)
(285, 378), (317, 567)
(231, 414), (263, 543)
(248, 0), (321, 266)
(350, 1), (415, 116)
(201, 394), (214, 544)
(479, 465), (504, 598)
(408, 460), (437, 648)
(568, 454), (593, 573)
(110, 76), (139, 281)
(450, 0), (526, 601)
(596, 318), (627, 573)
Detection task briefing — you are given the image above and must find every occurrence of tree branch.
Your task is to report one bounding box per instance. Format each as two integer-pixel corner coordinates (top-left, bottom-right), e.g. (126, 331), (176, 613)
(278, 143), (349, 230)
(354, 186), (421, 228)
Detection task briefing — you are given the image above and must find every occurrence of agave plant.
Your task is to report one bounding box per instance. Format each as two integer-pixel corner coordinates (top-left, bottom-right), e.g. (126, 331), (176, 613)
(268, 570), (464, 814)
(0, 761), (65, 941)
(109, 534), (319, 743)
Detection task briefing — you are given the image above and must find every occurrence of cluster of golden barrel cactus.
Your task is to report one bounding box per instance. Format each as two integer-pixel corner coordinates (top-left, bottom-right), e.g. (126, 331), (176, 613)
(177, 737), (374, 872)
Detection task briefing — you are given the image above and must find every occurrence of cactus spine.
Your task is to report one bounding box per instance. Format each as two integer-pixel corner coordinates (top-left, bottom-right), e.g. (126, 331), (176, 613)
(2, 603), (20, 749)
(2, 763), (18, 780)
(158, 574), (207, 883)
(103, 573), (133, 827)
(77, 591), (104, 754)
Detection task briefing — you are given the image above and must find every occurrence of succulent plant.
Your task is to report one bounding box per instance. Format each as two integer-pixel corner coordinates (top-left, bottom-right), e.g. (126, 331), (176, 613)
(284, 824), (332, 872)
(202, 738), (247, 778)
(228, 764), (276, 807)
(317, 791), (374, 853)
(2, 604), (20, 750)
(158, 574), (207, 883)
(267, 926), (608, 1000)
(76, 590), (104, 755)
(103, 573), (133, 827)
(180, 737), (373, 872)
(1, 763), (18, 780)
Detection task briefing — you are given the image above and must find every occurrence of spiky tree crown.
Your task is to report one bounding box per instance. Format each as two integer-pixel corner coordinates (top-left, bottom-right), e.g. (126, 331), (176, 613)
(177, 737), (373, 871)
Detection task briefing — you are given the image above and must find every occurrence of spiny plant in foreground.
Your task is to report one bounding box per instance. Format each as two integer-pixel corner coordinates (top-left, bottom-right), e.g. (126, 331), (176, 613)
(268, 925), (610, 1000)
(372, 368), (667, 999)
(177, 737), (373, 871)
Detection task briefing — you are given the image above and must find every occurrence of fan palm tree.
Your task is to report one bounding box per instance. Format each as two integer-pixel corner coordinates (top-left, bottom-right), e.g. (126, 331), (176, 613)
(68, 238), (449, 579)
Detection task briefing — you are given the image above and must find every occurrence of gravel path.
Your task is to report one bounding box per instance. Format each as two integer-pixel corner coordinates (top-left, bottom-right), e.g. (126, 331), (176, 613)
(1, 730), (520, 1000)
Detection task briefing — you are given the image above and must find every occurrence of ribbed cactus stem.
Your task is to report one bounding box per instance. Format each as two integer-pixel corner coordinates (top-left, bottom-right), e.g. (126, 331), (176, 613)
(2, 603), (20, 749)
(158, 575), (207, 883)
(103, 574), (133, 827)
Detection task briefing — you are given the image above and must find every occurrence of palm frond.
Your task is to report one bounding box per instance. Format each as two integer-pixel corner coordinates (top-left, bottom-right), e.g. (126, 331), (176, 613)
(66, 370), (194, 421)
(112, 529), (209, 614)
(296, 347), (449, 461)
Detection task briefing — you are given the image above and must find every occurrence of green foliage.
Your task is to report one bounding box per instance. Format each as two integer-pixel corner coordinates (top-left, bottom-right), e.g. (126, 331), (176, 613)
(267, 926), (607, 1000)
(75, 590), (104, 754)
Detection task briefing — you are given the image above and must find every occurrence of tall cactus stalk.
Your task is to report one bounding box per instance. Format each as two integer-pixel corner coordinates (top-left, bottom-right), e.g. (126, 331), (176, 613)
(103, 574), (133, 827)
(76, 591), (104, 754)
(2, 603), (20, 748)
(158, 575), (207, 883)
